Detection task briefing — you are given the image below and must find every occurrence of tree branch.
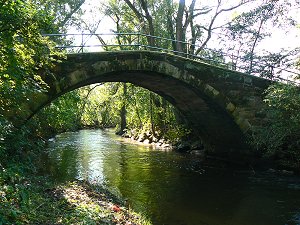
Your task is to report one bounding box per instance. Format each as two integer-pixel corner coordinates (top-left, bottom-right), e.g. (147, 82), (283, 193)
(195, 0), (252, 54)
(58, 0), (85, 27)
(166, 1), (176, 51)
(79, 83), (103, 120)
(139, 0), (155, 45)
(192, 9), (212, 18)
(124, 0), (144, 22)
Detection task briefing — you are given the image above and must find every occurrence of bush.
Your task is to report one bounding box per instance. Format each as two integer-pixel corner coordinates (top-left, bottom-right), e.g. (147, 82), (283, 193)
(251, 83), (300, 170)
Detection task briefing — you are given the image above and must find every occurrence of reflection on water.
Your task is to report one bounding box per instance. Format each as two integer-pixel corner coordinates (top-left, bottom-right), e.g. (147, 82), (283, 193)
(44, 129), (300, 225)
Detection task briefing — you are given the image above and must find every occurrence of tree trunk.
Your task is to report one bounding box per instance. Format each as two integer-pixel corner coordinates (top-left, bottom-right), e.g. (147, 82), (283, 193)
(149, 92), (156, 137)
(188, 0), (197, 55)
(176, 0), (185, 54)
(140, 0), (155, 46)
(58, 0), (85, 27)
(78, 84), (102, 124)
(116, 83), (127, 135)
(248, 19), (264, 74)
(166, 3), (176, 51)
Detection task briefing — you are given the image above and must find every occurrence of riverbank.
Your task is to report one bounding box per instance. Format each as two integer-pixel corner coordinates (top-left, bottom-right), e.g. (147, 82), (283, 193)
(3, 128), (300, 225)
(0, 143), (151, 225)
(117, 129), (299, 175)
(46, 129), (300, 225)
(118, 128), (204, 152)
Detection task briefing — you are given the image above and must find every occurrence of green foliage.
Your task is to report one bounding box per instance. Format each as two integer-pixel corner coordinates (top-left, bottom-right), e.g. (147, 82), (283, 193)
(163, 125), (191, 144)
(32, 0), (85, 28)
(79, 82), (190, 143)
(0, 0), (62, 118)
(0, 116), (152, 224)
(0, 123), (47, 224)
(0, 163), (30, 225)
(0, 1), (153, 223)
(224, 0), (298, 76)
(0, 115), (11, 157)
(251, 83), (300, 170)
(79, 84), (121, 128)
(0, 160), (152, 225)
(33, 90), (82, 137)
(98, 0), (177, 49)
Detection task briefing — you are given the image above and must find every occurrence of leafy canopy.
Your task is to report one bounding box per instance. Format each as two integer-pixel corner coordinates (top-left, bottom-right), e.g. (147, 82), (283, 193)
(0, 0), (61, 114)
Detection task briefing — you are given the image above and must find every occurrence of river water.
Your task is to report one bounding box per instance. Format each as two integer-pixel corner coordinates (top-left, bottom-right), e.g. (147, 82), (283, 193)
(44, 129), (300, 225)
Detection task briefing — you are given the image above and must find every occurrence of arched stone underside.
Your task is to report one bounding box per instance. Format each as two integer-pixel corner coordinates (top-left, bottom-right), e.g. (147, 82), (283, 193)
(15, 51), (271, 155)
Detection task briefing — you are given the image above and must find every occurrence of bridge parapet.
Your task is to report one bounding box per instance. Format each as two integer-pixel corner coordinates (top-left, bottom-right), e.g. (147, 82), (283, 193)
(44, 33), (300, 86)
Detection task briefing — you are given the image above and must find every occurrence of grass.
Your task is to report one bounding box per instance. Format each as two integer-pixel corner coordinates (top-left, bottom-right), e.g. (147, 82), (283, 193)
(0, 149), (152, 225)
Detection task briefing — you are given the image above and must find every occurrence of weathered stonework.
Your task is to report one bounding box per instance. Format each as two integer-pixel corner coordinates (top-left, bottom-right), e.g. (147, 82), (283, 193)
(7, 51), (272, 155)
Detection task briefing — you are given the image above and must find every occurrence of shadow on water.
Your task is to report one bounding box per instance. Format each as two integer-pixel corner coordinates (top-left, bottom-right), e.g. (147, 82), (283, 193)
(42, 129), (300, 225)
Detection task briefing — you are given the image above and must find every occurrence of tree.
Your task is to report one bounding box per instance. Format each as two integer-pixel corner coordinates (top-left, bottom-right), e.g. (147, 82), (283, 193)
(223, 0), (299, 76)
(251, 82), (300, 171)
(34, 90), (82, 137)
(0, 0), (62, 121)
(190, 0), (253, 55)
(32, 0), (86, 30)
(116, 83), (128, 135)
(76, 0), (257, 142)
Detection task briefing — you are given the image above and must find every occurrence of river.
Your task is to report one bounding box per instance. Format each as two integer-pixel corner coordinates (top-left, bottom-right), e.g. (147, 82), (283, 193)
(44, 129), (300, 225)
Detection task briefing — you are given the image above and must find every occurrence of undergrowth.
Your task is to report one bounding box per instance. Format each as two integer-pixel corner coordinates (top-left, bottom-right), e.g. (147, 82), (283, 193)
(0, 122), (151, 225)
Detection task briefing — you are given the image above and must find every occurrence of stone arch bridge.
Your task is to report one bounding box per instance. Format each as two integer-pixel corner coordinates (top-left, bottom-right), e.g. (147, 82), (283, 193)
(12, 51), (272, 155)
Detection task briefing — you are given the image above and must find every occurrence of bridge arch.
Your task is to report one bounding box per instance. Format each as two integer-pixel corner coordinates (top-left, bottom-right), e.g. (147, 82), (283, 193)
(17, 51), (270, 154)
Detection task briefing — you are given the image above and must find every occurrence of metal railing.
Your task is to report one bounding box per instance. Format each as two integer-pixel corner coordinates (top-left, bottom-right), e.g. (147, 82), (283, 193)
(43, 32), (300, 85)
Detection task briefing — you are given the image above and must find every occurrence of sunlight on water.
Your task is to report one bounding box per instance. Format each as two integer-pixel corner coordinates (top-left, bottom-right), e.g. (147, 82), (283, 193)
(45, 129), (300, 225)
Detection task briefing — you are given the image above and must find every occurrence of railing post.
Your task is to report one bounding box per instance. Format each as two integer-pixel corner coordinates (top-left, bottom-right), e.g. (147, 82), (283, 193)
(81, 31), (84, 53)
(137, 33), (140, 50)
(186, 42), (189, 58)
